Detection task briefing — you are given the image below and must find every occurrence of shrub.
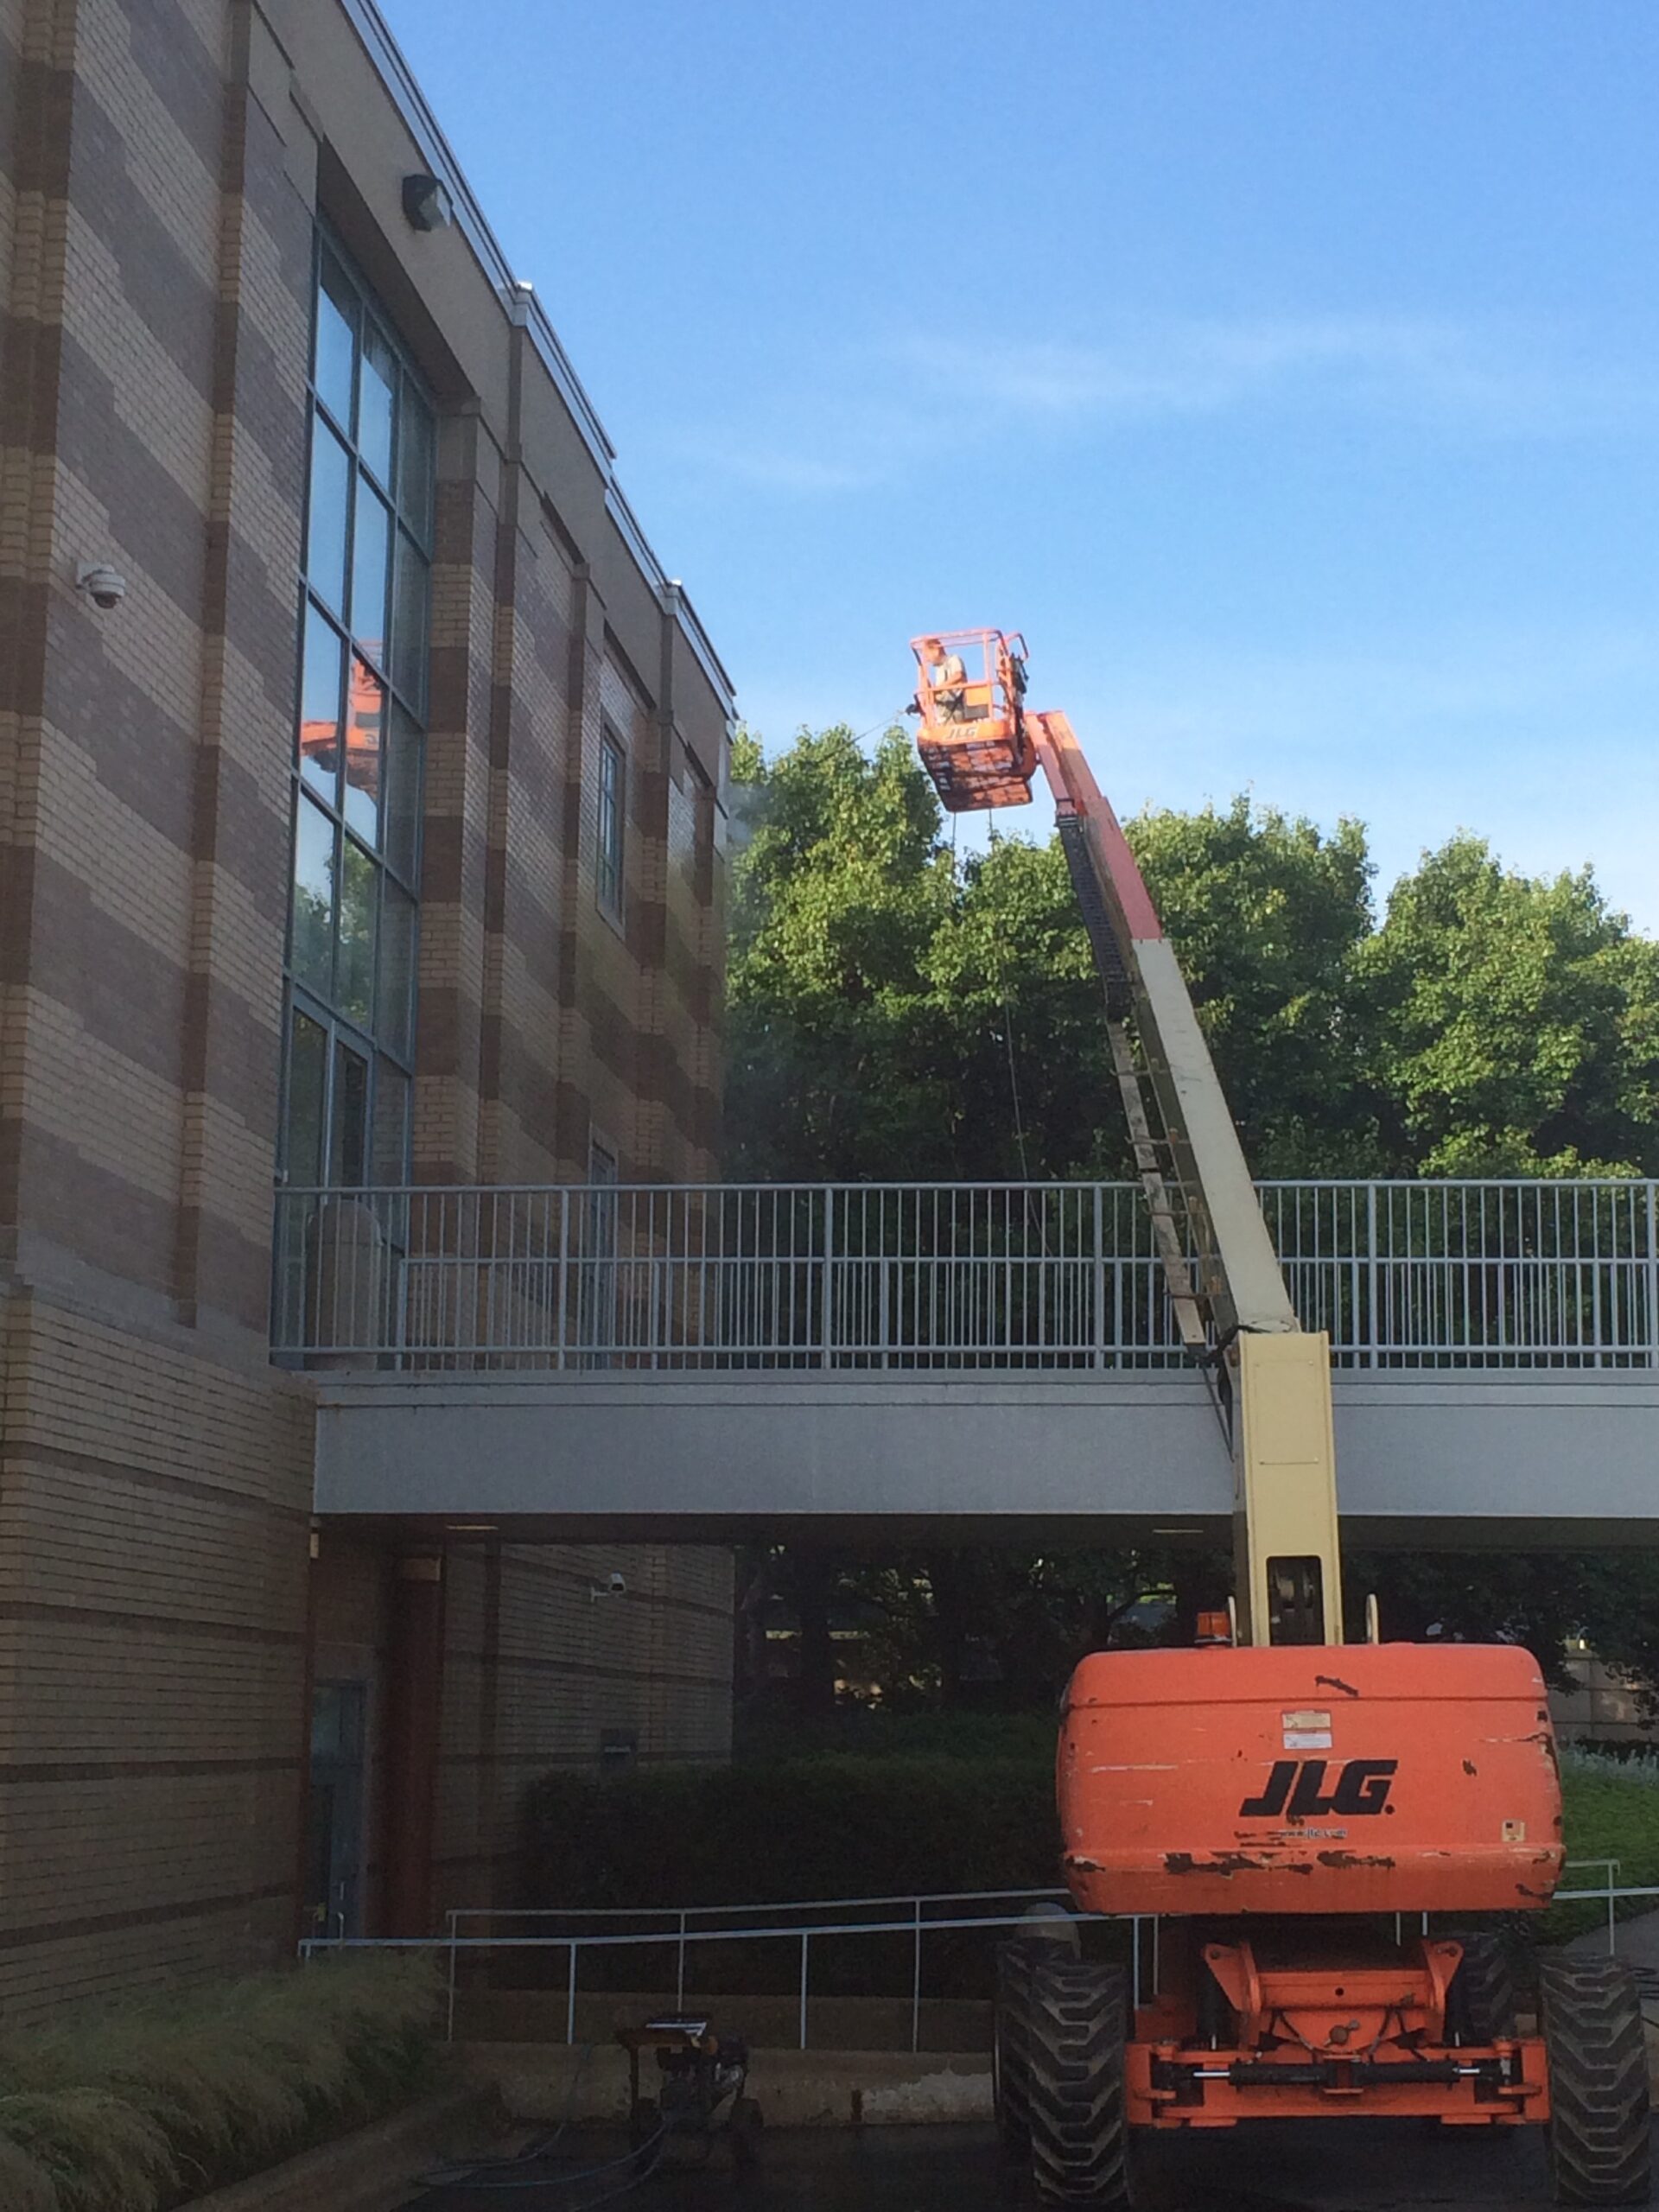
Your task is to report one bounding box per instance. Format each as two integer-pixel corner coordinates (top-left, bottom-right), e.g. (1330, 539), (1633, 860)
(0, 2133), (58, 2212)
(524, 1737), (1659, 1942)
(0, 2093), (176, 2212)
(735, 1708), (1058, 1766)
(525, 1752), (1059, 1910)
(0, 1954), (441, 2211)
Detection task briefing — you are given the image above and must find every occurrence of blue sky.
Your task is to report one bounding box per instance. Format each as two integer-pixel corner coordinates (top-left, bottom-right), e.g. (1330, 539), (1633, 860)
(386, 0), (1659, 931)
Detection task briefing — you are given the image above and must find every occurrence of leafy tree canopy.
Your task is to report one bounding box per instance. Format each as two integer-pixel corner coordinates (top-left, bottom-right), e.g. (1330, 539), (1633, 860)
(727, 723), (1659, 1183)
(1362, 836), (1659, 1176)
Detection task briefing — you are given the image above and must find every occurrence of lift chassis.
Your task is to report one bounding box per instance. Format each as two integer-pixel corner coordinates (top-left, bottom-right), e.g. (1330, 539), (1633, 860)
(908, 632), (1651, 2207)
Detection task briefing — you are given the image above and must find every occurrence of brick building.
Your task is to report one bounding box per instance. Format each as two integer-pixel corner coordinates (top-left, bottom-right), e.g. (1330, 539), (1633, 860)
(0, 0), (734, 2017)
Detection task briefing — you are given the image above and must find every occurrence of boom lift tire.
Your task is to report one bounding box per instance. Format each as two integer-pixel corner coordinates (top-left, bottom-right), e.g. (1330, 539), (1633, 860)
(993, 1918), (1080, 2155)
(1538, 1955), (1652, 2207)
(993, 1941), (1037, 2154)
(1447, 1929), (1521, 2042)
(1025, 1956), (1135, 2208)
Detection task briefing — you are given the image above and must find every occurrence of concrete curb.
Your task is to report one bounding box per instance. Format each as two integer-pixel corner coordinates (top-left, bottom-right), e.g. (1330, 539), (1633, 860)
(461, 2044), (994, 2128)
(182, 2084), (496, 2211)
(467, 2031), (1659, 2123)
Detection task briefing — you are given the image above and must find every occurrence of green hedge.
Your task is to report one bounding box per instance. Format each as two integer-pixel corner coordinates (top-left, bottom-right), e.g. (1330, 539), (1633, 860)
(524, 1752), (1060, 1908)
(524, 1744), (1658, 1926)
(0, 1953), (441, 2212)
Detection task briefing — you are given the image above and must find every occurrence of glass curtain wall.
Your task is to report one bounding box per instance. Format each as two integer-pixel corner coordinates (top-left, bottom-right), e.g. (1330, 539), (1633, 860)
(281, 233), (434, 1193)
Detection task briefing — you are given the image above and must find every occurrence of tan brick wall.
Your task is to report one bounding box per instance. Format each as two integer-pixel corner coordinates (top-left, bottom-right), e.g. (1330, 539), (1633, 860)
(0, 0), (734, 2013)
(414, 378), (724, 1191)
(446, 1541), (734, 1909)
(0, 1289), (313, 2021)
(312, 1535), (733, 1923)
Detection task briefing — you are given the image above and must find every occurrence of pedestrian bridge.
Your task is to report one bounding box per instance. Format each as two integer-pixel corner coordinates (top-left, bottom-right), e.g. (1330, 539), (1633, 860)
(276, 1179), (1659, 1545)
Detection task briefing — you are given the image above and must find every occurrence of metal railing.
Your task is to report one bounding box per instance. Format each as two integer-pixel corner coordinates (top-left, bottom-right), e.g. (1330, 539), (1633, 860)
(299, 1873), (1659, 2050)
(306, 1887), (1131, 2050)
(439, 1888), (1077, 2048)
(271, 1178), (1659, 1372)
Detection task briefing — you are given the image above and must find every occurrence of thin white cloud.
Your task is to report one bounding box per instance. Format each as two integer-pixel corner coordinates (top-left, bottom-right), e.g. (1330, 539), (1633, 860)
(665, 312), (1658, 497)
(675, 439), (879, 494)
(899, 315), (1656, 437)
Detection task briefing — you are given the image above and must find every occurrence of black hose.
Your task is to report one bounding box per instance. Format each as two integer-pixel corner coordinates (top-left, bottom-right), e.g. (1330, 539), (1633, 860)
(416, 2040), (678, 2201)
(418, 2040), (594, 2185)
(418, 2115), (670, 2200)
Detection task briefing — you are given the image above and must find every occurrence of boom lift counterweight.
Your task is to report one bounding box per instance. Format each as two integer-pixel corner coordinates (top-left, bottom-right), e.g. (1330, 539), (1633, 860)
(907, 629), (1651, 2207)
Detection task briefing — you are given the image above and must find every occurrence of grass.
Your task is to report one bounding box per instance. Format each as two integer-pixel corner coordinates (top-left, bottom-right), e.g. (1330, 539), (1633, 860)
(0, 1952), (442, 2212)
(1546, 1744), (1659, 1941)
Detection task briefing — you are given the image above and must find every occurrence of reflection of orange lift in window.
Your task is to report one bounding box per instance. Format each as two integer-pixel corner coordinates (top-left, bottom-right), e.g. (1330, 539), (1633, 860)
(299, 657), (384, 805)
(907, 630), (1649, 2209)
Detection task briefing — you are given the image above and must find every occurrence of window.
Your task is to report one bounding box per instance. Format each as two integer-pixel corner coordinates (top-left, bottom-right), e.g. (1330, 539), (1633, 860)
(596, 730), (625, 919)
(280, 233), (435, 1189)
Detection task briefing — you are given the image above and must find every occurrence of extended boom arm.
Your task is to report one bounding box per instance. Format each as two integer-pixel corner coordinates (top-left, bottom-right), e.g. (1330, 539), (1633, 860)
(908, 633), (1343, 1645)
(1033, 712), (1342, 1647)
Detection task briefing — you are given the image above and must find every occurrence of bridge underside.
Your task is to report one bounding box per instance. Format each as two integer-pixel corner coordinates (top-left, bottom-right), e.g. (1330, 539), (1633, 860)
(312, 1370), (1657, 1548)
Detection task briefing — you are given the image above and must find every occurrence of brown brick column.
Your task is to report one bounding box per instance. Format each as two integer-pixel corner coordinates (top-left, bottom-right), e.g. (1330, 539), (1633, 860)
(384, 1552), (445, 1937)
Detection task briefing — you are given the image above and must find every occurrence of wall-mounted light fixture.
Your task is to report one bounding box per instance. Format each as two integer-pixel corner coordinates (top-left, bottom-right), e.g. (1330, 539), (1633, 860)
(589, 1571), (628, 1604)
(403, 172), (454, 233)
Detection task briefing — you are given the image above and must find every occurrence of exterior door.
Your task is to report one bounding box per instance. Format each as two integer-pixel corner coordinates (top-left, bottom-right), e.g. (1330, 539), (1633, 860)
(305, 1681), (366, 1938)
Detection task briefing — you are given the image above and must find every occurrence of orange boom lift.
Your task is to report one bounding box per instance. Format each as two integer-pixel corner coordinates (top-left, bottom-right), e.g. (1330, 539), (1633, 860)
(907, 631), (1651, 2208)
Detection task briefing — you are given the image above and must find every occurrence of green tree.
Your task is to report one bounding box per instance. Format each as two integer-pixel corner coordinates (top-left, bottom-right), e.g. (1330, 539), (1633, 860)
(923, 798), (1383, 1176)
(1347, 1548), (1659, 1709)
(726, 725), (960, 1178)
(1128, 799), (1383, 1174)
(1364, 836), (1659, 1175)
(924, 833), (1115, 1178)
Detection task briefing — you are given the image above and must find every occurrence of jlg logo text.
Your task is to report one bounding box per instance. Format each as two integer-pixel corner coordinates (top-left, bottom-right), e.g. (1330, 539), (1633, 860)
(1237, 1758), (1398, 1820)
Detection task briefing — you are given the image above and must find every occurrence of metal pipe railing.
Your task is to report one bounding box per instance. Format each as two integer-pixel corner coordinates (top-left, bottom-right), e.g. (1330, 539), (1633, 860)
(305, 1875), (1659, 2051)
(442, 1886), (1075, 2050)
(309, 1901), (1128, 2051)
(271, 1178), (1659, 1373)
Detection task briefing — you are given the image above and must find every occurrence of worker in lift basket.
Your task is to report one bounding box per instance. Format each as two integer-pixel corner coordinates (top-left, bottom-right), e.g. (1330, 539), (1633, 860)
(931, 646), (970, 721)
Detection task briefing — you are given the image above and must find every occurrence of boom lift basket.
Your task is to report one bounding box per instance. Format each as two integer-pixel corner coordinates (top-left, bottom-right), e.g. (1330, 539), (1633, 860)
(910, 628), (1035, 810)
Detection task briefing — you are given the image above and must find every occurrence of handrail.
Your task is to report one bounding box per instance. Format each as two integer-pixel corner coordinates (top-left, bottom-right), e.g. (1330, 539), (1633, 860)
(272, 1177), (1659, 1371)
(302, 1877), (1659, 2050)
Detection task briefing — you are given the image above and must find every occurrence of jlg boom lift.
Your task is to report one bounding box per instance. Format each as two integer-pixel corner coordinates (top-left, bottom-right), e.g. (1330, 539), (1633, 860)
(908, 630), (1651, 2208)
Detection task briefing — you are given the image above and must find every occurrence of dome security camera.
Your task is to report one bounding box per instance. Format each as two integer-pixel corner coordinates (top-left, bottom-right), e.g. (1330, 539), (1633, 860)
(75, 562), (126, 610)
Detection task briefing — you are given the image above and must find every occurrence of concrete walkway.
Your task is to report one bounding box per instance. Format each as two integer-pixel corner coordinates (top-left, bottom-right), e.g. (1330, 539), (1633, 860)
(1562, 1904), (1659, 2023)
